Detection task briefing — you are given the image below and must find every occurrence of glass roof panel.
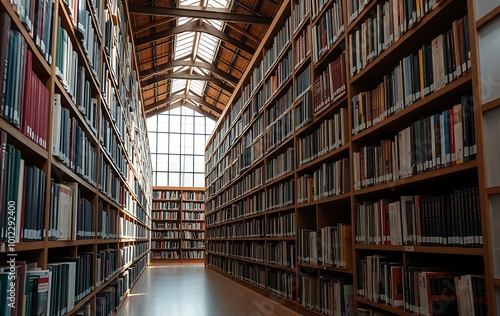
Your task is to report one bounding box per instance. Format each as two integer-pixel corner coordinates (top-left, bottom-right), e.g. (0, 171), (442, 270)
(170, 0), (232, 114)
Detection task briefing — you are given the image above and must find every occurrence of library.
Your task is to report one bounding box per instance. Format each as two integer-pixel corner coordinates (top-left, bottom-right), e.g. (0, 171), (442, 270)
(0, 0), (499, 314)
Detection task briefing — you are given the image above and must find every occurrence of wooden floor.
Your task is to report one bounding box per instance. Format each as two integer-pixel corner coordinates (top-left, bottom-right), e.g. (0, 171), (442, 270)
(117, 263), (301, 316)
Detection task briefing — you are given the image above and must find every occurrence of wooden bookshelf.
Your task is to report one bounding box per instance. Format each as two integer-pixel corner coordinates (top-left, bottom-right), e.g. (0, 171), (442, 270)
(205, 0), (492, 314)
(0, 0), (153, 313)
(151, 187), (206, 262)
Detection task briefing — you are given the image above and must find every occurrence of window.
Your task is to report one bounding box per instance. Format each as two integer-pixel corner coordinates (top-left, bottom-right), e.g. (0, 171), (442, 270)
(148, 106), (215, 187)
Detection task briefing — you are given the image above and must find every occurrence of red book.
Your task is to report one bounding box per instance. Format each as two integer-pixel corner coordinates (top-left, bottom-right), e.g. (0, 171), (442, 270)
(391, 265), (404, 308)
(22, 50), (32, 140)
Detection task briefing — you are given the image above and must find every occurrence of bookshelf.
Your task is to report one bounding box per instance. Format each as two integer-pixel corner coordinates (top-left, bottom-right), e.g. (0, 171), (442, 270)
(151, 187), (205, 262)
(0, 0), (152, 313)
(205, 0), (494, 315)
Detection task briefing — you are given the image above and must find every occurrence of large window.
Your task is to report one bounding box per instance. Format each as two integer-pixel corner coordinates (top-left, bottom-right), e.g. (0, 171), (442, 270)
(147, 106), (215, 187)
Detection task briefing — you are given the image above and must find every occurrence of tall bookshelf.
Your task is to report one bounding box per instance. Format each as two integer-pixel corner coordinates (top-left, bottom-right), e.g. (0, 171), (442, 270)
(151, 187), (205, 262)
(0, 0), (152, 313)
(205, 0), (494, 315)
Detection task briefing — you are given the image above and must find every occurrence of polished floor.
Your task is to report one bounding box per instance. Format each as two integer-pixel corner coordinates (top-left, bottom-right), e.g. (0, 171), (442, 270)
(117, 264), (301, 316)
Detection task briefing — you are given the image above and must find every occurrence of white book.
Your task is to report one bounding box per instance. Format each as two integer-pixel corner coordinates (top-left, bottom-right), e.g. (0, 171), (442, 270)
(454, 103), (464, 164)
(52, 94), (62, 156)
(56, 183), (72, 240)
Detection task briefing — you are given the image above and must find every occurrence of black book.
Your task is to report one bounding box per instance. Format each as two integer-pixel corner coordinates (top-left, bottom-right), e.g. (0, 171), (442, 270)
(0, 12), (10, 117)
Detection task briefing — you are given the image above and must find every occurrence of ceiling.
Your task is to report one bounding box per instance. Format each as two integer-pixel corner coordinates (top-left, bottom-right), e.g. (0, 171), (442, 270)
(129, 0), (283, 121)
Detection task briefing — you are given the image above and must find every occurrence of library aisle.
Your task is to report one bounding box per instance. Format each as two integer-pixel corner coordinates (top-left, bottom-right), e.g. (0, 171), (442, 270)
(117, 264), (301, 316)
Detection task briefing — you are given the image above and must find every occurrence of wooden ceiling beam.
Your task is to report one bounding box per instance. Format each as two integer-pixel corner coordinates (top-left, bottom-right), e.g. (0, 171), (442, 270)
(145, 100), (219, 121)
(135, 20), (255, 55)
(141, 72), (234, 93)
(134, 17), (175, 34)
(144, 94), (222, 115)
(140, 60), (239, 85)
(128, 5), (272, 25)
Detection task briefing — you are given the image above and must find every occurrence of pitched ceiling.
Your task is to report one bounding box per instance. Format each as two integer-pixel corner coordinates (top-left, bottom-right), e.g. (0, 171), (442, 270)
(129, 0), (282, 121)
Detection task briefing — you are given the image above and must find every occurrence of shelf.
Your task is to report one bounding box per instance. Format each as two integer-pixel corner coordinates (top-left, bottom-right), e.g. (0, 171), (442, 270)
(482, 97), (500, 113)
(297, 261), (353, 274)
(0, 0), (52, 76)
(1, 117), (49, 160)
(152, 198), (181, 202)
(52, 158), (97, 193)
(265, 133), (294, 160)
(0, 241), (45, 253)
(264, 41), (292, 80)
(296, 143), (349, 172)
(487, 186), (500, 196)
(266, 236), (296, 241)
(296, 192), (350, 209)
(354, 244), (483, 256)
(494, 278), (500, 287)
(353, 159), (478, 196)
(356, 297), (410, 316)
(349, 0), (464, 85)
(476, 5), (500, 29)
(54, 79), (99, 146)
(295, 94), (348, 137)
(58, 1), (101, 92)
(266, 263), (296, 272)
(46, 239), (98, 248)
(313, 33), (345, 70)
(352, 72), (473, 142)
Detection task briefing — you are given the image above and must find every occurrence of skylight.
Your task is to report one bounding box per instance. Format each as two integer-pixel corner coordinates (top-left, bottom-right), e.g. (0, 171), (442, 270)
(170, 0), (231, 107)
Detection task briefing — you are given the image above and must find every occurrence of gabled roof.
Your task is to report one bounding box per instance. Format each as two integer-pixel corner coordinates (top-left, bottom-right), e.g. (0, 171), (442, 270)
(129, 0), (282, 119)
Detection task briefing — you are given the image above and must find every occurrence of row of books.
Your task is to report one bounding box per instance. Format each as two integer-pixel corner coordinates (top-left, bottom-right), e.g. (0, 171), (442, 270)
(357, 256), (486, 315)
(266, 87), (292, 129)
(353, 100), (476, 190)
(152, 211), (178, 220)
(121, 242), (149, 268)
(153, 241), (179, 249)
(152, 201), (179, 210)
(299, 275), (354, 316)
(352, 19), (471, 135)
(292, 0), (310, 31)
(152, 222), (179, 230)
(267, 241), (296, 268)
(266, 179), (294, 210)
(96, 248), (120, 287)
(182, 240), (205, 248)
(264, 50), (293, 102)
(230, 260), (266, 288)
(265, 107), (294, 153)
(266, 147), (294, 183)
(299, 224), (353, 268)
(295, 90), (313, 131)
(152, 190), (179, 200)
(98, 157), (122, 204)
(0, 136), (46, 242)
(182, 222), (205, 230)
(48, 180), (95, 240)
(183, 231), (205, 239)
(269, 270), (296, 301)
(297, 107), (348, 166)
(243, 61), (263, 103)
(2, 30), (50, 149)
(207, 241), (229, 255)
(3, 0), (54, 65)
(52, 94), (97, 186)
(312, 1), (344, 63)
(97, 205), (118, 239)
(182, 191), (204, 201)
(297, 158), (350, 203)
(294, 26), (311, 68)
(267, 212), (295, 237)
(182, 202), (204, 210)
(349, 0), (448, 77)
(264, 17), (291, 75)
(75, 0), (101, 78)
(183, 211), (205, 220)
(217, 221), (260, 240)
(100, 116), (127, 178)
(238, 137), (264, 172)
(151, 251), (179, 259)
(120, 217), (149, 239)
(182, 250), (205, 259)
(295, 64), (311, 99)
(314, 52), (346, 114)
(153, 231), (179, 239)
(355, 187), (482, 247)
